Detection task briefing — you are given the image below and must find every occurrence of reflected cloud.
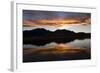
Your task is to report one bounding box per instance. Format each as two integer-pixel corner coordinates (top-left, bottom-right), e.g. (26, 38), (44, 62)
(23, 39), (90, 55)
(24, 46), (89, 55)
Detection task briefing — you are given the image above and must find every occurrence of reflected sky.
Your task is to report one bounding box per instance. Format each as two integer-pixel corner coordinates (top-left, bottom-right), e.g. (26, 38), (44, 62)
(23, 39), (90, 49)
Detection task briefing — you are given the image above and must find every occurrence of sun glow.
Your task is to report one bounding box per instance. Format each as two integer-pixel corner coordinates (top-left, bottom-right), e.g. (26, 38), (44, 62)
(23, 18), (90, 27)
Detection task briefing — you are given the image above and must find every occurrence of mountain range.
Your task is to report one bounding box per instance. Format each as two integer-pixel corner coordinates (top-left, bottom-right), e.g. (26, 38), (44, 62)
(23, 28), (90, 45)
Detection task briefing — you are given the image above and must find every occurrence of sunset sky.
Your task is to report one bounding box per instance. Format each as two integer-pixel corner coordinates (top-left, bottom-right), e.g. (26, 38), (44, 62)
(23, 10), (91, 33)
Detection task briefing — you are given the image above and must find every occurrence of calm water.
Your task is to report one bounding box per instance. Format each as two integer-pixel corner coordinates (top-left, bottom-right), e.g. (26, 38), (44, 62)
(23, 39), (91, 62)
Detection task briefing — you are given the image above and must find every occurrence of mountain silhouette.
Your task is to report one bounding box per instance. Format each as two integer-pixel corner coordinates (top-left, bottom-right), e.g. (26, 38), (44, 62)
(23, 28), (75, 36)
(23, 28), (90, 45)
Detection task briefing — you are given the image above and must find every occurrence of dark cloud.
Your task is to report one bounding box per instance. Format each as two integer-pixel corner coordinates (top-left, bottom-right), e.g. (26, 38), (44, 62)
(23, 10), (91, 20)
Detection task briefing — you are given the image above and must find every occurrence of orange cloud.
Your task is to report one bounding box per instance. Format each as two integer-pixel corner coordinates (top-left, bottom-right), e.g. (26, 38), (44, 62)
(23, 18), (91, 27)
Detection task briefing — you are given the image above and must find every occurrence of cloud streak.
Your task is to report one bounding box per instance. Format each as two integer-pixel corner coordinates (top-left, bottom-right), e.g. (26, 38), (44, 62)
(23, 18), (91, 27)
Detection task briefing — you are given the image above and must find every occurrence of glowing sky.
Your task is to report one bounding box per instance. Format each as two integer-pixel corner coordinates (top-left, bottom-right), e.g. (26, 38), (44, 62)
(23, 10), (91, 33)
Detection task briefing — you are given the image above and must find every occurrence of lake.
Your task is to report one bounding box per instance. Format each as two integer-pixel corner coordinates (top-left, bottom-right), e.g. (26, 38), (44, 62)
(23, 39), (91, 62)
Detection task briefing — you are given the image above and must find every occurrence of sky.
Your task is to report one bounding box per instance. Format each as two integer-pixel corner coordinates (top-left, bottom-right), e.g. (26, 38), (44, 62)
(23, 10), (91, 33)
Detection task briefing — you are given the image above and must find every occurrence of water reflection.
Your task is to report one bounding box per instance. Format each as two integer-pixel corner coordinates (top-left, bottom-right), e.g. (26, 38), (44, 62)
(24, 39), (90, 49)
(23, 39), (91, 62)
